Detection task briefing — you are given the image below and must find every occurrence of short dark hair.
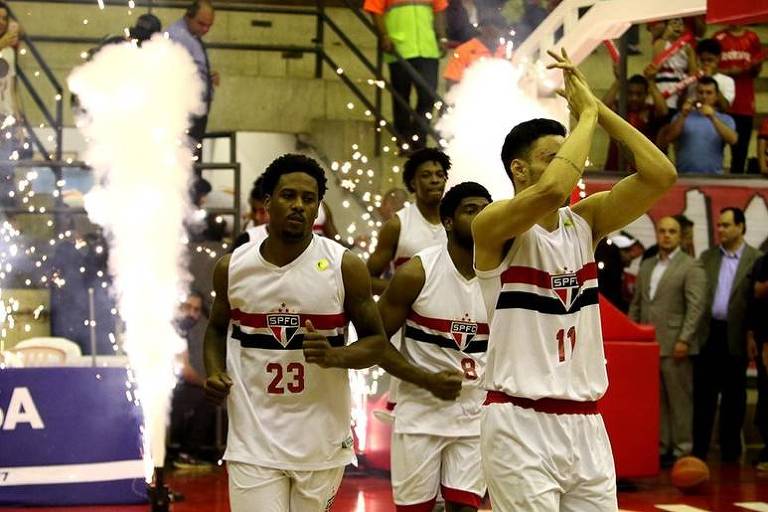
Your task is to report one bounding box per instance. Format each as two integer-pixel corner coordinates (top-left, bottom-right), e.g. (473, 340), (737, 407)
(261, 153), (328, 200)
(673, 214), (693, 231)
(130, 13), (162, 42)
(696, 38), (722, 56)
(402, 148), (451, 193)
(439, 181), (492, 221)
(628, 74), (649, 89)
(0, 2), (9, 11)
(501, 118), (567, 175)
(697, 75), (720, 92)
(721, 206), (746, 234)
(250, 175), (266, 202)
(186, 0), (213, 18)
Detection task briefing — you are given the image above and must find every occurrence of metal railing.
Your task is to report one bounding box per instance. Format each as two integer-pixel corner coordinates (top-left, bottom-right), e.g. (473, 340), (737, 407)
(16, 0), (447, 153)
(7, 4), (64, 160)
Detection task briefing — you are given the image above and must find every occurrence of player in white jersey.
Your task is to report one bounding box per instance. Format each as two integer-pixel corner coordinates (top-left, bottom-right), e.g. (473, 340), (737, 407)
(378, 182), (492, 511)
(367, 147), (449, 294)
(472, 50), (677, 511)
(203, 154), (461, 512)
(368, 148), (450, 418)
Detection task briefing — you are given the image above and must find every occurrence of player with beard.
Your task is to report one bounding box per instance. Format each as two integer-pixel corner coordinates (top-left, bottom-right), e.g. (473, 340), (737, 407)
(473, 50), (677, 510)
(368, 148), (450, 418)
(204, 154), (460, 512)
(378, 182), (491, 511)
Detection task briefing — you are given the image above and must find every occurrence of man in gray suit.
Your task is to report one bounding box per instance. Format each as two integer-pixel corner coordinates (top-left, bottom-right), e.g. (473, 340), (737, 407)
(630, 216), (706, 466)
(693, 207), (762, 462)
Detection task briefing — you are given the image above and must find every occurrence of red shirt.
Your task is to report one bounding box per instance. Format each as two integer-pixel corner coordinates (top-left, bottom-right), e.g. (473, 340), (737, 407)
(714, 29), (764, 116)
(606, 106), (660, 171)
(443, 38), (506, 82)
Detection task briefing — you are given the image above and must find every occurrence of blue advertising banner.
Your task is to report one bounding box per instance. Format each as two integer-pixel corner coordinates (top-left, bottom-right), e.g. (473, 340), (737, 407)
(0, 367), (147, 506)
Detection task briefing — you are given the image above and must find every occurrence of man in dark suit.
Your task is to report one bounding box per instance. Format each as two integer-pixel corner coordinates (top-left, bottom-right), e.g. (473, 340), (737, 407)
(693, 207), (762, 462)
(630, 216), (706, 466)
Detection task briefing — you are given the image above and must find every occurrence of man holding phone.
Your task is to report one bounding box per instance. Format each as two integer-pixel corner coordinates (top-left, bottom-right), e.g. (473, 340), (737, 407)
(664, 76), (738, 174)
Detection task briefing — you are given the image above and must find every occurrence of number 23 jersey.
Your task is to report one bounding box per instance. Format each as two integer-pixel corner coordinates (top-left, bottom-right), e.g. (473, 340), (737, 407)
(224, 235), (355, 470)
(475, 207), (608, 402)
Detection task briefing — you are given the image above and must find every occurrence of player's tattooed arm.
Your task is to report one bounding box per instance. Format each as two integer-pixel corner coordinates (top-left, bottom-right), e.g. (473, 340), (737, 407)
(573, 86), (677, 246)
(366, 215), (400, 294)
(203, 254), (233, 405)
(473, 49), (599, 271)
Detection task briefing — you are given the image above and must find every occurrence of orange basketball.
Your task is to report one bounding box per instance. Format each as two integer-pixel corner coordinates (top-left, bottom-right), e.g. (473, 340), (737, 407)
(670, 456), (710, 492)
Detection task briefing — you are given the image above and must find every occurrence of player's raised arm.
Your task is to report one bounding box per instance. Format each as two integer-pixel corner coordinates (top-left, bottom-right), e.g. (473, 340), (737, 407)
(203, 254), (233, 404)
(570, 71), (677, 244)
(473, 50), (599, 269)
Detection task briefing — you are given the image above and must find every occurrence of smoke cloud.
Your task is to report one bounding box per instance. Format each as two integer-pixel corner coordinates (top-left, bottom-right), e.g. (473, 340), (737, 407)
(68, 35), (204, 479)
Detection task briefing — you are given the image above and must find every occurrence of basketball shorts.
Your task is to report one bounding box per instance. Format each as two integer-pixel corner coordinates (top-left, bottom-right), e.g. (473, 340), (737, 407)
(227, 461), (344, 512)
(481, 402), (617, 512)
(391, 432), (485, 510)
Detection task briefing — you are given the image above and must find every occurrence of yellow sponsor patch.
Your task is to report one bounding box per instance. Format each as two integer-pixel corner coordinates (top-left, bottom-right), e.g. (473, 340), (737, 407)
(316, 258), (330, 271)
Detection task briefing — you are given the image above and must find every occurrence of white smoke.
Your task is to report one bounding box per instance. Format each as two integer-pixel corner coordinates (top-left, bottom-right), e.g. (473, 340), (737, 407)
(68, 36), (204, 480)
(437, 58), (561, 199)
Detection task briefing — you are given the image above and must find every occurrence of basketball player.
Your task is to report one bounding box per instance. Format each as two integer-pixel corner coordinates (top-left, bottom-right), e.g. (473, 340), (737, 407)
(367, 147), (450, 294)
(472, 50), (677, 510)
(378, 182), (491, 511)
(368, 147), (450, 417)
(204, 154), (461, 512)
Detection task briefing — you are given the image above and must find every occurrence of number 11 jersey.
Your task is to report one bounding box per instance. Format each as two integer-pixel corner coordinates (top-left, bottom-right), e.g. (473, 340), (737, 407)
(224, 235), (355, 471)
(475, 207), (608, 402)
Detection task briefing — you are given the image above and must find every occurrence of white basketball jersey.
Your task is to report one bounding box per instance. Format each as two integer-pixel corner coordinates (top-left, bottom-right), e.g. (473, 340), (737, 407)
(395, 245), (488, 437)
(246, 224), (268, 247)
(224, 235), (356, 470)
(476, 207), (608, 402)
(393, 203), (446, 269)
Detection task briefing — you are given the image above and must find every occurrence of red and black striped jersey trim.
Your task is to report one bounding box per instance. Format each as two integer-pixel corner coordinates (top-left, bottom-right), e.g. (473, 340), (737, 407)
(231, 309), (347, 330)
(495, 288), (599, 315)
(499, 262), (598, 288)
(231, 324), (345, 351)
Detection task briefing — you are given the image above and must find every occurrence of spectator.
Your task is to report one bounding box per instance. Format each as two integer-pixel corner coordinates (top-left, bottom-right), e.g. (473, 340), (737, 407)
(445, 0), (476, 45)
(629, 216), (706, 468)
(695, 38), (735, 112)
(714, 25), (765, 174)
(233, 176), (269, 250)
(747, 253), (768, 471)
(0, 2), (23, 201)
(665, 77), (738, 174)
(170, 290), (217, 469)
(653, 18), (698, 116)
(443, 10), (508, 89)
(603, 72), (667, 171)
(643, 214), (695, 261)
(759, 116), (768, 176)
(167, 0), (218, 164)
(693, 207), (762, 462)
(129, 13), (162, 43)
(363, 0), (448, 149)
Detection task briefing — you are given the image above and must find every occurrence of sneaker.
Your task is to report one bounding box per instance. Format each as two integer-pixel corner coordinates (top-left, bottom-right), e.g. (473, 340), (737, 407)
(373, 409), (395, 425)
(173, 453), (213, 471)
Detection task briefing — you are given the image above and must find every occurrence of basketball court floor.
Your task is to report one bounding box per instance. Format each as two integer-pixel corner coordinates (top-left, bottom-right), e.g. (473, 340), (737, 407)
(3, 461), (766, 512)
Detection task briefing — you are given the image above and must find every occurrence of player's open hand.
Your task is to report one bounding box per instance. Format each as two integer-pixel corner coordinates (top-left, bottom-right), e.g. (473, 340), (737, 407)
(204, 371), (233, 405)
(547, 48), (597, 118)
(426, 370), (463, 401)
(302, 320), (337, 368)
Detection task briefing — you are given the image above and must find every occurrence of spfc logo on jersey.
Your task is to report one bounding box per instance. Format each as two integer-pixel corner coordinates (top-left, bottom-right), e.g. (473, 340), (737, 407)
(450, 321), (477, 350)
(267, 313), (301, 347)
(551, 272), (581, 310)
